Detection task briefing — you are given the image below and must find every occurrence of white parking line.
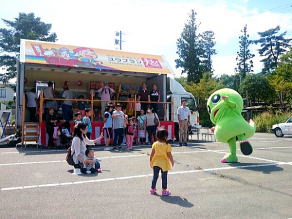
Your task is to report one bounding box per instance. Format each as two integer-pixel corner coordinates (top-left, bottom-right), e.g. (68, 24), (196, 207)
(1, 162), (289, 191)
(204, 149), (285, 164)
(0, 150), (211, 166)
(0, 160), (66, 166)
(0, 146), (290, 167)
(257, 146), (292, 150)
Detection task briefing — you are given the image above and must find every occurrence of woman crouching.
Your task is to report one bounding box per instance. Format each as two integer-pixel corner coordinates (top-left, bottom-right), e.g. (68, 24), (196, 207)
(71, 123), (103, 175)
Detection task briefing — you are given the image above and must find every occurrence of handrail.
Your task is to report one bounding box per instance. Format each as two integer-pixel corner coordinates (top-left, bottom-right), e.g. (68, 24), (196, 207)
(39, 96), (173, 123)
(42, 97), (172, 104)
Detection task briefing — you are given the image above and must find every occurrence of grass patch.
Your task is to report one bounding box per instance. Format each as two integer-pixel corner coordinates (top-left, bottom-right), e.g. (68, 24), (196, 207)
(253, 111), (291, 132)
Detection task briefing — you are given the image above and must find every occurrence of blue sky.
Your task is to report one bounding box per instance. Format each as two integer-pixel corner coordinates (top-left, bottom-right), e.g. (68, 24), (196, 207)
(0, 0), (291, 77)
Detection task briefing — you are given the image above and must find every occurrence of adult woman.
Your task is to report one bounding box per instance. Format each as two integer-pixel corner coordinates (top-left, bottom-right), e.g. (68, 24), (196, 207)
(71, 123), (103, 175)
(138, 82), (149, 112)
(146, 108), (160, 144)
(137, 109), (147, 144)
(148, 84), (160, 113)
(45, 108), (57, 148)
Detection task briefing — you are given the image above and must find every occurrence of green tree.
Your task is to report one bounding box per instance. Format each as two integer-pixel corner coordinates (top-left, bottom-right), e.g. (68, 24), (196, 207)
(175, 10), (205, 83)
(239, 74), (275, 105)
(235, 25), (254, 79)
(219, 74), (240, 91)
(269, 49), (292, 105)
(200, 30), (216, 73)
(184, 72), (224, 127)
(0, 13), (57, 82)
(254, 26), (291, 74)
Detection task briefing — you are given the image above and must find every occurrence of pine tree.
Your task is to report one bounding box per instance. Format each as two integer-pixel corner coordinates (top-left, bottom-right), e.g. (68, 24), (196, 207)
(175, 10), (205, 83)
(200, 30), (216, 73)
(254, 26), (291, 74)
(0, 13), (57, 82)
(235, 25), (254, 79)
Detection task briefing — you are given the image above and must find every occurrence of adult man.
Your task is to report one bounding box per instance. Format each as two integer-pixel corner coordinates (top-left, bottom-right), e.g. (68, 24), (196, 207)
(26, 88), (37, 122)
(97, 82), (115, 117)
(44, 81), (57, 111)
(177, 100), (191, 146)
(112, 103), (125, 150)
(62, 84), (74, 121)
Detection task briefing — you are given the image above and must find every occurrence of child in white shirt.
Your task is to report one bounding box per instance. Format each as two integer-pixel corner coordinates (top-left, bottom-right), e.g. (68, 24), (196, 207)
(84, 149), (102, 174)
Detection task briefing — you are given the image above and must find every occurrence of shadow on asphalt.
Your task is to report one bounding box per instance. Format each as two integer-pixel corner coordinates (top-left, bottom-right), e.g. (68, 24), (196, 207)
(67, 169), (111, 176)
(13, 141), (209, 155)
(229, 162), (284, 174)
(160, 195), (194, 208)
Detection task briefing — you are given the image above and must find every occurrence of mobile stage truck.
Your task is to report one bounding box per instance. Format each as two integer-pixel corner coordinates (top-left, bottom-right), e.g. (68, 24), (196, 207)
(16, 39), (199, 146)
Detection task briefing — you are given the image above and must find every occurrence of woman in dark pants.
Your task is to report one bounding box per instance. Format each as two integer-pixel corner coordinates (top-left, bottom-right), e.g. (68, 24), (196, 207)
(45, 108), (57, 148)
(146, 108), (159, 144)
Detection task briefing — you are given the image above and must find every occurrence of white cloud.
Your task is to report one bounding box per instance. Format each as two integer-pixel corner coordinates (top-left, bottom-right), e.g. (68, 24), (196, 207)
(213, 55), (237, 76)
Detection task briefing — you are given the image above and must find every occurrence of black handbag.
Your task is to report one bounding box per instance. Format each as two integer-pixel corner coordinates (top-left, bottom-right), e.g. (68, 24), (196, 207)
(154, 113), (159, 126)
(66, 147), (75, 166)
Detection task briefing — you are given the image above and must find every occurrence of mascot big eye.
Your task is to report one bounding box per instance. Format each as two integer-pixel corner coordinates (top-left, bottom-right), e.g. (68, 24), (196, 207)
(207, 88), (256, 163)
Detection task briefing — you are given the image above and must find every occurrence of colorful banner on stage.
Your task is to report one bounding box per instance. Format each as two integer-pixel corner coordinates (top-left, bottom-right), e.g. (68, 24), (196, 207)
(20, 39), (172, 74)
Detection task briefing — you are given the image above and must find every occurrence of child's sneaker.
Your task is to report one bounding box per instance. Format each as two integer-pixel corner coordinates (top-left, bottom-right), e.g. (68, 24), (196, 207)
(73, 168), (82, 175)
(162, 190), (171, 196)
(149, 189), (157, 195)
(86, 170), (91, 174)
(97, 168), (102, 173)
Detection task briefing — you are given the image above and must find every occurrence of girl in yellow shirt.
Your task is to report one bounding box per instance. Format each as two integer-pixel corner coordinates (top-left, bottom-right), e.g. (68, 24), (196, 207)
(150, 129), (174, 196)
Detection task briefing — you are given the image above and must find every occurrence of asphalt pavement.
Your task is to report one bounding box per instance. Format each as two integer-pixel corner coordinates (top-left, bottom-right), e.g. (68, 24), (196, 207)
(0, 133), (292, 219)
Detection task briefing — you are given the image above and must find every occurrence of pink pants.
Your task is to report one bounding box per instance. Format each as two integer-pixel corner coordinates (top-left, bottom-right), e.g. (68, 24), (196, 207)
(126, 135), (134, 148)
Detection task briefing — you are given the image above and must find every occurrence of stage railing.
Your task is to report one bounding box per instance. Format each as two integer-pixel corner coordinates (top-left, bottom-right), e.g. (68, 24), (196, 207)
(38, 92), (173, 123)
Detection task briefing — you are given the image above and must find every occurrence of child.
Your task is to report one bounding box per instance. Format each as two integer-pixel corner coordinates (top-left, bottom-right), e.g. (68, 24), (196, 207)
(59, 122), (72, 147)
(126, 118), (135, 150)
(84, 149), (102, 174)
(149, 129), (174, 196)
(82, 108), (92, 139)
(137, 109), (146, 144)
(77, 95), (87, 112)
(74, 112), (82, 127)
(104, 105), (113, 149)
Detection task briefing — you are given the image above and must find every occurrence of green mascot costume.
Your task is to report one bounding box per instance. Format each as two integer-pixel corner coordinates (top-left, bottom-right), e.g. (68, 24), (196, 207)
(207, 88), (256, 163)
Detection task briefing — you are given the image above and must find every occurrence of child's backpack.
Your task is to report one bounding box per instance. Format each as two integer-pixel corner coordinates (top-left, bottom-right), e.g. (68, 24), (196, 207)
(66, 147), (75, 166)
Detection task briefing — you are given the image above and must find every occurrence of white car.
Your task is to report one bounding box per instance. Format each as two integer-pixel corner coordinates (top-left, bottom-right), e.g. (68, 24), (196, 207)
(272, 117), (292, 137)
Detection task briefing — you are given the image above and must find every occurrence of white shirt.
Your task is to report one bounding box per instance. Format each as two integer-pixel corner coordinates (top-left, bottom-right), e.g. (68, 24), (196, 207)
(112, 110), (124, 129)
(62, 90), (73, 105)
(26, 92), (37, 107)
(43, 87), (54, 98)
(177, 106), (191, 121)
(71, 136), (95, 164)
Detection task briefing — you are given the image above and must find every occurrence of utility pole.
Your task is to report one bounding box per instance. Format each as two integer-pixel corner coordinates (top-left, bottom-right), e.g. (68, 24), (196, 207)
(115, 30), (123, 50)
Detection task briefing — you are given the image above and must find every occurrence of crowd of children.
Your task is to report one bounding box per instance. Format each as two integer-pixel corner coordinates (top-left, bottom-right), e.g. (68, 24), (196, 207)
(46, 102), (160, 150)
